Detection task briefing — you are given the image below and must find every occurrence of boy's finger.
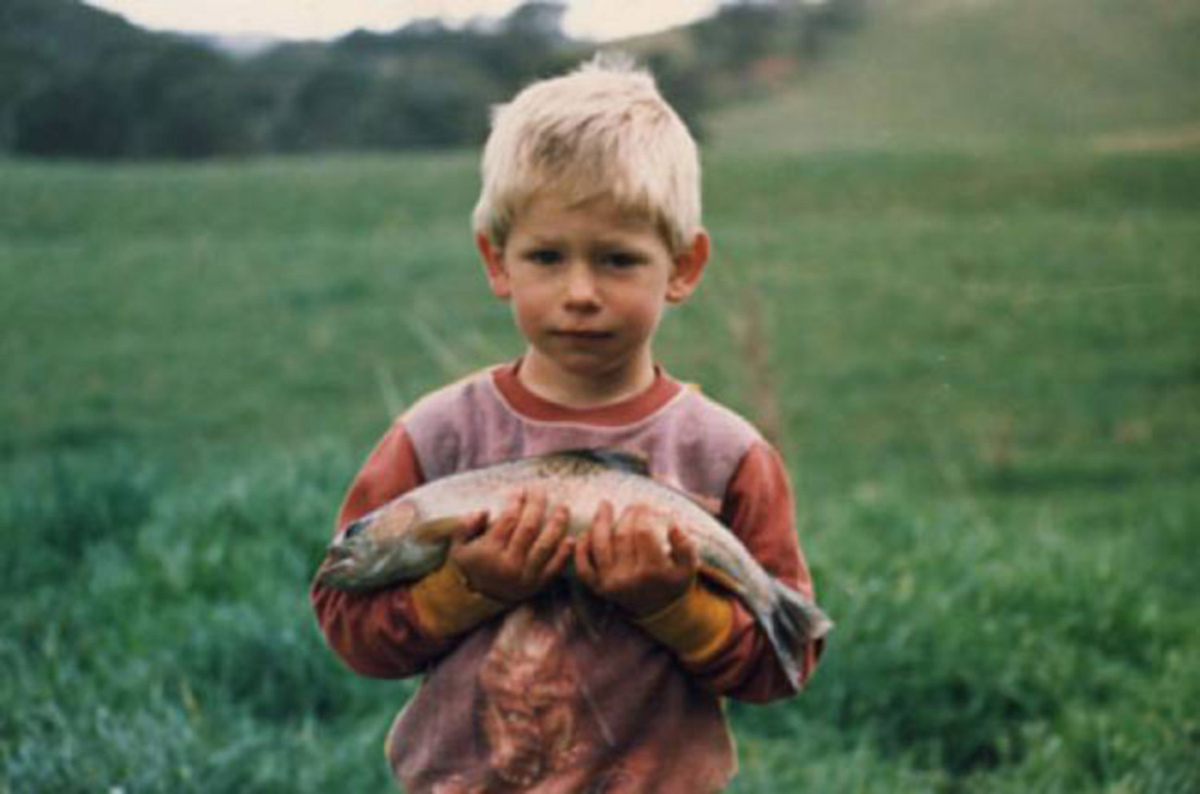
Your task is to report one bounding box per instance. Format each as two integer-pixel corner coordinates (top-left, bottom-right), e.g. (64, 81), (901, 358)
(615, 504), (645, 564)
(667, 525), (699, 572)
(527, 504), (569, 571)
(450, 511), (489, 545)
(632, 521), (666, 564)
(591, 500), (616, 569)
(593, 499), (614, 528)
(490, 489), (525, 546)
(508, 488), (547, 555)
(543, 535), (575, 581)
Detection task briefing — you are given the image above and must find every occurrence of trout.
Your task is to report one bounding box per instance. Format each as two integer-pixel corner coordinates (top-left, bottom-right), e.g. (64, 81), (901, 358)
(315, 449), (832, 687)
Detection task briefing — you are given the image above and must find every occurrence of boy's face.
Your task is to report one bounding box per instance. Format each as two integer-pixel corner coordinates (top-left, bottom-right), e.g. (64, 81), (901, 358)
(478, 191), (707, 392)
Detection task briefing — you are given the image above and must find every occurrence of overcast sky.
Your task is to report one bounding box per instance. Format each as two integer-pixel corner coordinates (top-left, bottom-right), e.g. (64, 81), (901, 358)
(83, 1), (721, 42)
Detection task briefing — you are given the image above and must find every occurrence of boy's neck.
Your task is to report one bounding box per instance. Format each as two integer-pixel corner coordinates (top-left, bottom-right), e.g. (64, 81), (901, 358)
(517, 350), (658, 410)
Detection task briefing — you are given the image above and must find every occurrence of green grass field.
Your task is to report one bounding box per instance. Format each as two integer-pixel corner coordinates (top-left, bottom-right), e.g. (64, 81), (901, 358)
(2, 147), (1198, 792)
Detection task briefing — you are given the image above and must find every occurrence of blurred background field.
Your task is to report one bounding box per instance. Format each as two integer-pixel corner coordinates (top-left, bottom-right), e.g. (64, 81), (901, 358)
(3, 1), (1199, 792)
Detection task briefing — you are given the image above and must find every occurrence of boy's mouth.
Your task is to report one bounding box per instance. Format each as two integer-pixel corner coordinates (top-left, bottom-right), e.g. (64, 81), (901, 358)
(551, 329), (613, 340)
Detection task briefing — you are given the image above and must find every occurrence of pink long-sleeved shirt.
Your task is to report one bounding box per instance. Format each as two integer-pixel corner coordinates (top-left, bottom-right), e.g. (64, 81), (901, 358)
(312, 362), (824, 792)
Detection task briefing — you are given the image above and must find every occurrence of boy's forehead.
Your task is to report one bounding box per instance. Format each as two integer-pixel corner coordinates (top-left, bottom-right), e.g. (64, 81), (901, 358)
(516, 189), (657, 232)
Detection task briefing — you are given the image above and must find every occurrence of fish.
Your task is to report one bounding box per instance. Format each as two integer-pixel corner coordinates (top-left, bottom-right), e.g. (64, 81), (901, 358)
(315, 449), (832, 687)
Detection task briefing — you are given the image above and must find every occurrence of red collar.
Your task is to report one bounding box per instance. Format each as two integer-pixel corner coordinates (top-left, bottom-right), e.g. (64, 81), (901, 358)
(491, 359), (682, 427)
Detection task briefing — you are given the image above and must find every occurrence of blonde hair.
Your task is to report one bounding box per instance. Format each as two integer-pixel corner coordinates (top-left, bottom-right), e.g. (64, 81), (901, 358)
(472, 53), (701, 254)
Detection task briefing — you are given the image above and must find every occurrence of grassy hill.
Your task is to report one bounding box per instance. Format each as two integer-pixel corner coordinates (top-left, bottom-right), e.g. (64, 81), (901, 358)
(3, 147), (1199, 792)
(708, 0), (1200, 151)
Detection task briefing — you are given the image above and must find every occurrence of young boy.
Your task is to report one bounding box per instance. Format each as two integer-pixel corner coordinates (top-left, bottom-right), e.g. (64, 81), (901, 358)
(312, 56), (825, 792)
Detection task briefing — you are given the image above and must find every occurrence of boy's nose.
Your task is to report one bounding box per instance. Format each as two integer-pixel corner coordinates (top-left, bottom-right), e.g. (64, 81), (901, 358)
(563, 264), (600, 307)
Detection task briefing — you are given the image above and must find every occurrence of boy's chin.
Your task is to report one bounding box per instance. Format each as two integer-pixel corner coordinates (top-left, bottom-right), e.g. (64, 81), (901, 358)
(527, 348), (605, 375)
(551, 355), (618, 379)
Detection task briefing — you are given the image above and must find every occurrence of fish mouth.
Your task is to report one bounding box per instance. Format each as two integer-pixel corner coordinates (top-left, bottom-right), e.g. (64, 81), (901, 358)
(315, 548), (356, 584)
(323, 544), (355, 565)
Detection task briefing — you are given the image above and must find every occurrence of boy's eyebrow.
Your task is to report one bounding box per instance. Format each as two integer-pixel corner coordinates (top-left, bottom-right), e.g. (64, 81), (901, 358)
(590, 233), (658, 251)
(519, 234), (566, 248)
(520, 234), (649, 252)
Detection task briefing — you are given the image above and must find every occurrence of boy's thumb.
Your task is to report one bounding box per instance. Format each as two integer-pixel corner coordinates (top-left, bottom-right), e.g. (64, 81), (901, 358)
(668, 525), (698, 570)
(450, 511), (488, 545)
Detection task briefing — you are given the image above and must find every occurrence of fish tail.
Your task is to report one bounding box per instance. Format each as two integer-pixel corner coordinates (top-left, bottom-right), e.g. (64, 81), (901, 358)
(762, 580), (834, 690)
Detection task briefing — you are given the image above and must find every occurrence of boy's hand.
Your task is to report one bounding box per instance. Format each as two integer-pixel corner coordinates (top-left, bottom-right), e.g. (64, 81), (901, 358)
(575, 501), (700, 617)
(449, 488), (573, 604)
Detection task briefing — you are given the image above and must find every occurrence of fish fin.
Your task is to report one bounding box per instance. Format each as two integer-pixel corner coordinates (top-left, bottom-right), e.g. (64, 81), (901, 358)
(697, 562), (743, 595)
(760, 580), (834, 690)
(411, 516), (467, 545)
(555, 448), (651, 477)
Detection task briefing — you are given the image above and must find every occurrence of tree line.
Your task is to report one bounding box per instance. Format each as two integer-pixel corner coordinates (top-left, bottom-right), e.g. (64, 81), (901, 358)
(1, 0), (865, 160)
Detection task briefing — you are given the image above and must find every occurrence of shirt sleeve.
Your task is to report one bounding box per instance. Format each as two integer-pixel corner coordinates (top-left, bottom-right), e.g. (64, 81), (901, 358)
(310, 422), (481, 679)
(677, 440), (825, 702)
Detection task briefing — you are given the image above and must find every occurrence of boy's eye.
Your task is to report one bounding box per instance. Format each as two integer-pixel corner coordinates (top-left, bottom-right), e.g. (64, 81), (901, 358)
(601, 251), (643, 269)
(526, 249), (562, 265)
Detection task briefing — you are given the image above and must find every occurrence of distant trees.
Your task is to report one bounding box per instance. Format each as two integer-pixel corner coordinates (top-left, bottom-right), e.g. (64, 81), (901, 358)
(2, 0), (582, 159)
(695, 1), (785, 76)
(692, 0), (868, 83)
(13, 42), (262, 158)
(2, 0), (866, 160)
(798, 0), (868, 60)
(4, 0), (262, 157)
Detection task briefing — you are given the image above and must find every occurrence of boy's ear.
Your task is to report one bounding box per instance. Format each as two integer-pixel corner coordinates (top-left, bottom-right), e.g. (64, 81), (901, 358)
(666, 230), (710, 304)
(476, 233), (511, 299)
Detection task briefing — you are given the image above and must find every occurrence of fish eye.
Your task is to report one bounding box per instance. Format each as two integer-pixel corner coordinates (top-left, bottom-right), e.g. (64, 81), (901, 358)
(343, 520), (365, 541)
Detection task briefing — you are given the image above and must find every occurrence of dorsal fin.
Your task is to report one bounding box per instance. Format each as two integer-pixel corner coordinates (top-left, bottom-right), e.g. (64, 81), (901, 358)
(554, 448), (651, 477)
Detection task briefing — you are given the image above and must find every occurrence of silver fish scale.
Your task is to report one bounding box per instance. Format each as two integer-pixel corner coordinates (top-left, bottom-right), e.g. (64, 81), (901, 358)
(407, 455), (772, 606)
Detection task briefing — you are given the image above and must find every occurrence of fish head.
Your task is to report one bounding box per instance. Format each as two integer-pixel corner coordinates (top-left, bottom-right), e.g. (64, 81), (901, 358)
(315, 498), (424, 590)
